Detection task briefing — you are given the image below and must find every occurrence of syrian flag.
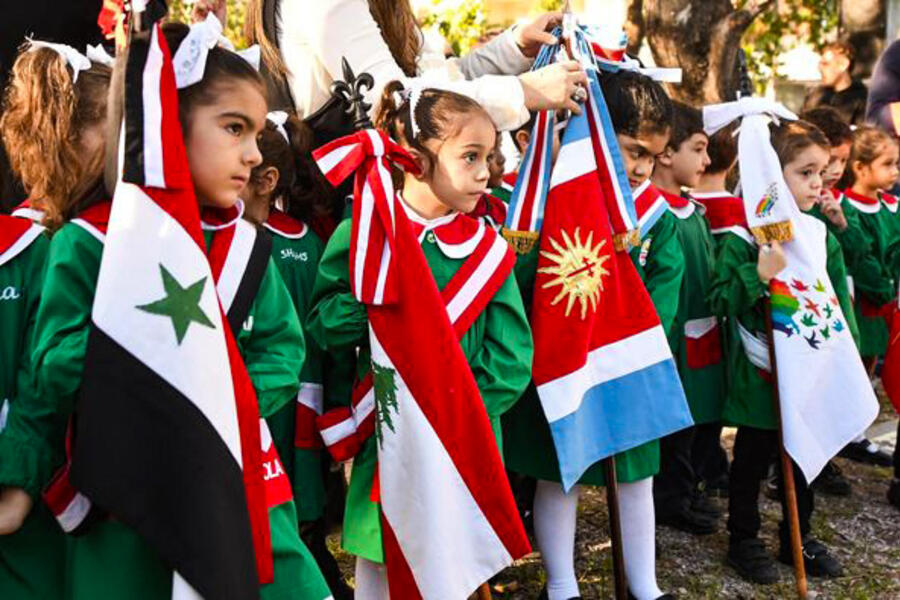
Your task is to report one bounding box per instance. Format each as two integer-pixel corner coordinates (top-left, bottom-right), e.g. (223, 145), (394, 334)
(313, 130), (530, 598)
(530, 28), (692, 491)
(704, 98), (879, 482)
(68, 24), (272, 599)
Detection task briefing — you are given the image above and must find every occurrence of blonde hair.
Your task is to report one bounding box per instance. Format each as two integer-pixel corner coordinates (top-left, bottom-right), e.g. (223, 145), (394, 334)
(1, 46), (111, 230)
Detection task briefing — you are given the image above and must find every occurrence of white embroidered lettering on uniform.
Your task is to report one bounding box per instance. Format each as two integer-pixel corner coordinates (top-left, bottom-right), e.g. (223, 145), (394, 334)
(280, 248), (308, 262)
(242, 315), (254, 332)
(0, 286), (21, 300)
(263, 458), (285, 480)
(638, 238), (652, 267)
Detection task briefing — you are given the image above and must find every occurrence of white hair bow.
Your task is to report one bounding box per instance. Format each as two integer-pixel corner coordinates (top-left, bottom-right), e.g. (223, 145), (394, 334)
(85, 44), (115, 67)
(172, 13), (223, 88)
(27, 39), (91, 82)
(267, 111), (290, 142)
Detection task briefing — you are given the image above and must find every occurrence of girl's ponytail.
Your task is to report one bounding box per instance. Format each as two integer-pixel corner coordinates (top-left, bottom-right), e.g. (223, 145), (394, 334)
(0, 46), (111, 230)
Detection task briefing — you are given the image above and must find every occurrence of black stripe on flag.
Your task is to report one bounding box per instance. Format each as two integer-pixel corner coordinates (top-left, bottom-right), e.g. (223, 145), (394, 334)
(122, 31), (150, 186)
(225, 227), (273, 333)
(71, 327), (261, 600)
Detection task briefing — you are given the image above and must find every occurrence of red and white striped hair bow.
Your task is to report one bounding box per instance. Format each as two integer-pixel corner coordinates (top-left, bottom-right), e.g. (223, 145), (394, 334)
(313, 129), (421, 305)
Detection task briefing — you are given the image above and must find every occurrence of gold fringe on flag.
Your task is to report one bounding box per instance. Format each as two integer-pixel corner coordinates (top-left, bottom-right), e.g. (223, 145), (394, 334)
(612, 229), (641, 253)
(501, 228), (540, 255)
(751, 220), (794, 245)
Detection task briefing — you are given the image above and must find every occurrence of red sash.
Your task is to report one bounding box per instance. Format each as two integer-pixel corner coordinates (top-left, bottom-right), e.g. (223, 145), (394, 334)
(316, 216), (516, 462)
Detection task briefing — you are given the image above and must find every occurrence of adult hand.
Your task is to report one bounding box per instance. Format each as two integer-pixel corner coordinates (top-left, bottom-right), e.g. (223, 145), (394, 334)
(519, 60), (588, 114)
(819, 189), (848, 231)
(514, 12), (563, 58)
(757, 241), (787, 285)
(191, 0), (227, 25)
(0, 487), (33, 535)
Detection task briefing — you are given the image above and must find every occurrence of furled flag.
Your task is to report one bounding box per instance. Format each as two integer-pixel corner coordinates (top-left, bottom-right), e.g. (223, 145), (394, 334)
(313, 129), (530, 599)
(882, 287), (900, 413)
(704, 97), (879, 482)
(527, 25), (692, 491)
(68, 22), (272, 600)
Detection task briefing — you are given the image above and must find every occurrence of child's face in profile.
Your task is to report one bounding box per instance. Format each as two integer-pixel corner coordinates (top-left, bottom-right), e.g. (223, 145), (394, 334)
(422, 113), (496, 214)
(822, 141), (850, 189)
(668, 133), (710, 188)
(783, 144), (829, 211)
(856, 141), (900, 192)
(487, 135), (506, 188)
(617, 129), (669, 190)
(184, 79), (267, 210)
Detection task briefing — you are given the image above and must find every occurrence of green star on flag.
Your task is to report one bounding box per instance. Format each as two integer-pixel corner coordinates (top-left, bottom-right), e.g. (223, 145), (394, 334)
(137, 264), (215, 344)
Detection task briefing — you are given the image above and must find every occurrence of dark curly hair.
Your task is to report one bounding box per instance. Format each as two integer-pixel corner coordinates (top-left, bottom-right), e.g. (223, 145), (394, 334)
(600, 69), (672, 139)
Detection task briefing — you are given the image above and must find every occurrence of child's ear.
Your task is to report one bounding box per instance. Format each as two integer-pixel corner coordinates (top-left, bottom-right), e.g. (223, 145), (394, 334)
(657, 146), (676, 167)
(258, 166), (280, 196)
(406, 148), (431, 180)
(515, 130), (531, 154)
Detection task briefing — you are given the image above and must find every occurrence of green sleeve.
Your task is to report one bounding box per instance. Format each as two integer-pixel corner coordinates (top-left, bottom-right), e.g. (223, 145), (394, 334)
(511, 244), (539, 313)
(32, 225), (101, 417)
(305, 220), (368, 354)
(632, 213), (685, 336)
(469, 273), (533, 420)
(0, 236), (66, 498)
(708, 232), (766, 318)
(826, 232), (861, 349)
(238, 259), (305, 418)
(840, 208), (895, 305)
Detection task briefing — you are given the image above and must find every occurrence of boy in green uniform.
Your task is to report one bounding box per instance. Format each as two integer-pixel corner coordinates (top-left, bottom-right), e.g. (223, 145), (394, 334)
(30, 26), (330, 600)
(307, 83), (532, 596)
(649, 102), (725, 536)
(503, 70), (677, 600)
(709, 119), (851, 584)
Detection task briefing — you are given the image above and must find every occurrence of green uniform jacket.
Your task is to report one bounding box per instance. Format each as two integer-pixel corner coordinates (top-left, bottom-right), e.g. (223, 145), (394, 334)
(306, 215), (533, 563)
(31, 215), (330, 600)
(670, 202), (726, 424)
(502, 225), (659, 488)
(629, 210), (685, 339)
(708, 229), (858, 430)
(263, 213), (327, 523)
(0, 219), (67, 600)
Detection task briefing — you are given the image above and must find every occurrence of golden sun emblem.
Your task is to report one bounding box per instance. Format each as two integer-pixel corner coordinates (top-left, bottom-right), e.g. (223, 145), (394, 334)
(538, 227), (611, 319)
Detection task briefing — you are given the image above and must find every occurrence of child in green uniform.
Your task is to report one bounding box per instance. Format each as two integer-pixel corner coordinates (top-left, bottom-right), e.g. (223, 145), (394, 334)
(307, 81), (532, 597)
(0, 42), (111, 600)
(30, 24), (330, 600)
(650, 102), (725, 536)
(241, 110), (351, 598)
(843, 126), (900, 370)
(710, 120), (851, 583)
(504, 71), (677, 600)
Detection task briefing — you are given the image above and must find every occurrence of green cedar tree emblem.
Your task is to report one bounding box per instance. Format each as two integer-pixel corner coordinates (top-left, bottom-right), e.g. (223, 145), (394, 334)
(372, 361), (399, 447)
(136, 264), (215, 344)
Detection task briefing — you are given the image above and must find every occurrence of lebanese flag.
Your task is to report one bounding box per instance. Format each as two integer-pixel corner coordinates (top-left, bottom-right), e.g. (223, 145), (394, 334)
(531, 60), (692, 491)
(68, 24), (271, 599)
(704, 98), (879, 482)
(313, 132), (530, 598)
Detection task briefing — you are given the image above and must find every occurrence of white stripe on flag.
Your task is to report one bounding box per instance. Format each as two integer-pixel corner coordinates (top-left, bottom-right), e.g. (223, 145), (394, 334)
(372, 152), (394, 304)
(445, 237), (508, 323)
(297, 382), (324, 414)
(549, 137), (595, 189)
(316, 144), (356, 179)
(371, 330), (514, 599)
(93, 184), (243, 465)
(319, 418), (357, 448)
(356, 182), (375, 300)
(142, 27), (166, 188)
(216, 220), (256, 314)
(56, 492), (92, 533)
(537, 325), (673, 422)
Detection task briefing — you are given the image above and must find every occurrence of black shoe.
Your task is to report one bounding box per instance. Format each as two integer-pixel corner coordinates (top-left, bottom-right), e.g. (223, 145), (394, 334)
(887, 479), (900, 509)
(838, 440), (893, 466)
(727, 538), (780, 584)
(778, 535), (843, 578)
(657, 506), (717, 535)
(690, 489), (722, 517)
(811, 461), (852, 496)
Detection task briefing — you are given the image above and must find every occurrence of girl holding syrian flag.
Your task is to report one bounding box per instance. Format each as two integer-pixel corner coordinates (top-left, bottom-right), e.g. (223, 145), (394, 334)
(0, 40), (106, 599)
(29, 18), (330, 600)
(306, 80), (533, 597)
(708, 116), (860, 584)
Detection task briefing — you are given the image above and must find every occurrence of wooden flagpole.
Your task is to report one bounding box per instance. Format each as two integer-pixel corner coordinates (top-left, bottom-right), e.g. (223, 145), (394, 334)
(603, 457), (628, 600)
(763, 297), (808, 599)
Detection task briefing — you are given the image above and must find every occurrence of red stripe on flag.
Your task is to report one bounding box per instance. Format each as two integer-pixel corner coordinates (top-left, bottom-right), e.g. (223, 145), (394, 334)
(516, 112), (549, 231)
(206, 218), (237, 283)
(382, 513), (424, 600)
(584, 91), (626, 236)
(883, 306), (900, 413)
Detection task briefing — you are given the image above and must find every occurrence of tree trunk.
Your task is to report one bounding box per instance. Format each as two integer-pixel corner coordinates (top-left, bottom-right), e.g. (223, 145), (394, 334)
(841, 0), (886, 79)
(637, 0), (772, 104)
